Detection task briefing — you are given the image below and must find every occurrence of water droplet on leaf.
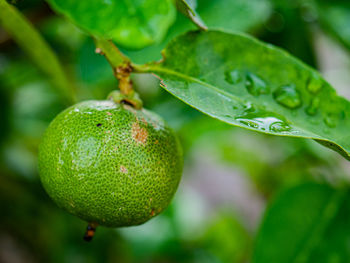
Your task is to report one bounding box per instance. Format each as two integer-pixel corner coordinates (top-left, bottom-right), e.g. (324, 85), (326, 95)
(273, 85), (302, 109)
(237, 119), (260, 129)
(236, 116), (291, 132)
(235, 107), (292, 133)
(225, 70), (243, 85)
(305, 97), (320, 116)
(324, 113), (338, 128)
(307, 74), (323, 94)
(245, 73), (270, 96)
(270, 120), (292, 132)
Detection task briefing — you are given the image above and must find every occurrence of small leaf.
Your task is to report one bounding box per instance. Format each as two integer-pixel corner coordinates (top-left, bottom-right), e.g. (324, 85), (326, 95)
(176, 0), (207, 30)
(46, 0), (176, 50)
(253, 183), (350, 263)
(316, 0), (350, 51)
(0, 0), (75, 103)
(134, 30), (350, 160)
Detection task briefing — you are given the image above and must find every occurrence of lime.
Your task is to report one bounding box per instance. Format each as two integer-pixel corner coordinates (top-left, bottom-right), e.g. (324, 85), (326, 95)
(38, 100), (183, 227)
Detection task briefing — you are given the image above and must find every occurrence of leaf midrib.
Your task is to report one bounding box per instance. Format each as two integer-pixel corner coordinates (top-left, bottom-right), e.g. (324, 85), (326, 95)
(147, 65), (320, 139)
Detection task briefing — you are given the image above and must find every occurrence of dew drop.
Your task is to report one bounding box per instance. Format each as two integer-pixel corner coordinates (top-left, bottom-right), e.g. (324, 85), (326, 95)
(305, 97), (320, 116)
(236, 115), (291, 133)
(270, 121), (292, 132)
(307, 74), (323, 94)
(245, 73), (270, 96)
(242, 118), (290, 132)
(324, 113), (338, 128)
(234, 104), (292, 132)
(225, 70), (243, 85)
(237, 119), (260, 129)
(273, 84), (302, 109)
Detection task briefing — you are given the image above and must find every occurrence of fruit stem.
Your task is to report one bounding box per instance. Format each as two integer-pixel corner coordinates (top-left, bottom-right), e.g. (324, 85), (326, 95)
(93, 38), (134, 95)
(83, 222), (98, 242)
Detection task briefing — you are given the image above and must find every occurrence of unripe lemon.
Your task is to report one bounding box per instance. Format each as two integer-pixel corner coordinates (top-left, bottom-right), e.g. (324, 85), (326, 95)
(38, 100), (183, 227)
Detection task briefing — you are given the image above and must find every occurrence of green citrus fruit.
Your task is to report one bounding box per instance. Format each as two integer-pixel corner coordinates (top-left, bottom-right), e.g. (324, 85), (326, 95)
(38, 100), (183, 227)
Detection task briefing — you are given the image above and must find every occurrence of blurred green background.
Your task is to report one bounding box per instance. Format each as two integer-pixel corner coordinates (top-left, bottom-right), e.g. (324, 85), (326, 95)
(1, 0), (350, 262)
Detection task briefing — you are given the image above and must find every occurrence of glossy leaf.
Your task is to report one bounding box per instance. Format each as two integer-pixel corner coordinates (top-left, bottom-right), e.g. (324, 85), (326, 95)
(316, 0), (350, 51)
(46, 0), (176, 49)
(197, 0), (271, 33)
(253, 183), (350, 263)
(134, 30), (350, 160)
(123, 0), (272, 64)
(176, 0), (207, 30)
(0, 0), (75, 103)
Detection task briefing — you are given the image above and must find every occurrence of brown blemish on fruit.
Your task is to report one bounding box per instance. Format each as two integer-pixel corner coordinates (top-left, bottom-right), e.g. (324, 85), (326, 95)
(141, 117), (148, 125)
(150, 209), (155, 216)
(120, 165), (128, 173)
(106, 112), (112, 116)
(154, 140), (159, 144)
(150, 121), (158, 130)
(131, 122), (148, 145)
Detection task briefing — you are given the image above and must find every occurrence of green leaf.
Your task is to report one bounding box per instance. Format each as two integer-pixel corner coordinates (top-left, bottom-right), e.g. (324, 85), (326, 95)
(176, 0), (207, 30)
(316, 0), (350, 51)
(252, 183), (350, 263)
(134, 30), (350, 160)
(175, 0), (272, 38)
(0, 0), (75, 104)
(197, 0), (271, 33)
(123, 0), (272, 64)
(46, 0), (176, 50)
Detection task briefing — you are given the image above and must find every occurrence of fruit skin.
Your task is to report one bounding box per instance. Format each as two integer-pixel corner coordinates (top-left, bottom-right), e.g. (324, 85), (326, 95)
(38, 100), (183, 227)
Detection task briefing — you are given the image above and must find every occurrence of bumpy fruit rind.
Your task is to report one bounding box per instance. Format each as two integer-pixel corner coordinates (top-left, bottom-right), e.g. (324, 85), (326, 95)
(38, 100), (183, 227)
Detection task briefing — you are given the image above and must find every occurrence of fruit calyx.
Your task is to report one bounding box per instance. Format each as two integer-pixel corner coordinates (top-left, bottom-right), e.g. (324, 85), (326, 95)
(108, 90), (143, 109)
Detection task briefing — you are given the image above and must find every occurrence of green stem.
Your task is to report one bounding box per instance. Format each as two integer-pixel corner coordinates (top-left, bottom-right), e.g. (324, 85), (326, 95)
(0, 0), (76, 104)
(93, 38), (134, 95)
(132, 63), (153, 73)
(94, 38), (130, 68)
